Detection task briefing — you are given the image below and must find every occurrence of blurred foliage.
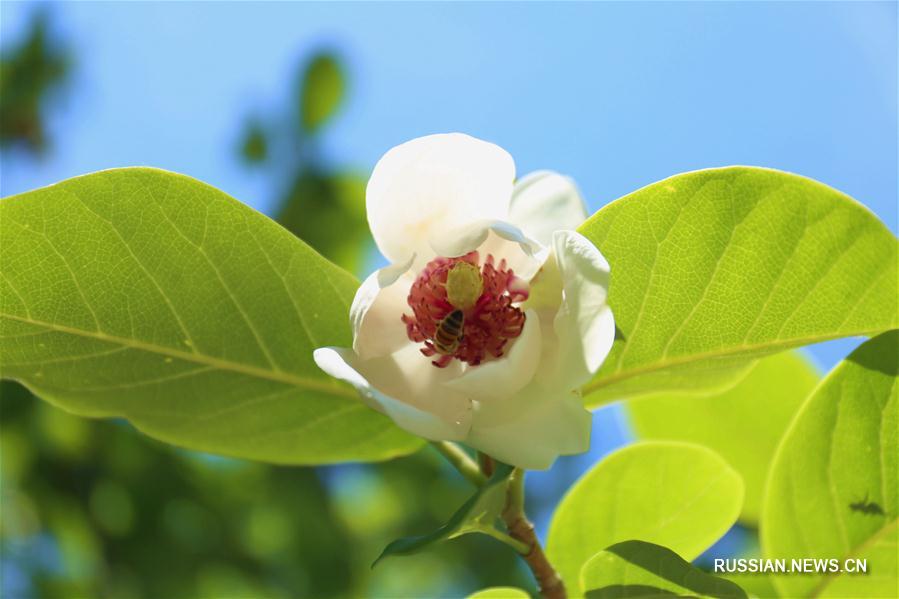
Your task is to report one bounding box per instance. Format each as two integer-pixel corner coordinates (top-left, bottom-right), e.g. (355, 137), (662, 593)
(1, 380), (529, 598)
(0, 11), (70, 154)
(240, 120), (268, 164)
(299, 54), (344, 134)
(238, 50), (371, 275)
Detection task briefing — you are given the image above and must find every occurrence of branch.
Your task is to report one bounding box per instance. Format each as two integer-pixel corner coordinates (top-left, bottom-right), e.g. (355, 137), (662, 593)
(501, 468), (566, 599)
(478, 451), (495, 477)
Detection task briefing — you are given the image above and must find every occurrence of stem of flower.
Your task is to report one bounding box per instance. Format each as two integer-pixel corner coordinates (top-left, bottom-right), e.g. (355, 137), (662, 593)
(430, 441), (487, 486)
(501, 468), (567, 599)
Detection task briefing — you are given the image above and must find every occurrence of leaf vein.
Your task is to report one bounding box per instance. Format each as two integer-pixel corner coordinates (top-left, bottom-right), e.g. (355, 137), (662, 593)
(0, 312), (357, 399)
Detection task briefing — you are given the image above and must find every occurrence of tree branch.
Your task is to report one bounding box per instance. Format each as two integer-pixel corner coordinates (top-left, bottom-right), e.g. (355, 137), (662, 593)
(478, 451), (495, 477)
(501, 468), (566, 599)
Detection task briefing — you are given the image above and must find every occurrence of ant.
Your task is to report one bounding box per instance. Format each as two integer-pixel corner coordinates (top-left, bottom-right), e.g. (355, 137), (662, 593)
(849, 494), (885, 516)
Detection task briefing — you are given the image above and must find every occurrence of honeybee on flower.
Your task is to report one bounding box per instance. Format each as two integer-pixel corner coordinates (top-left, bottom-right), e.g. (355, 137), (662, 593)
(314, 133), (614, 470)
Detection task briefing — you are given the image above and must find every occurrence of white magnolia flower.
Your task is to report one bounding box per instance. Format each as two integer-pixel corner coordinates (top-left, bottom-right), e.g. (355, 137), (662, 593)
(314, 133), (615, 470)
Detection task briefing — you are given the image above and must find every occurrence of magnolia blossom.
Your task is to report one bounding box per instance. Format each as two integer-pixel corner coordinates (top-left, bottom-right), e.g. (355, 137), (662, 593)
(314, 134), (614, 469)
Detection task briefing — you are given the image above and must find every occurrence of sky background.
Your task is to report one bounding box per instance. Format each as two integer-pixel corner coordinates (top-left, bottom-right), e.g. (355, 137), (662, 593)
(2, 0), (897, 549)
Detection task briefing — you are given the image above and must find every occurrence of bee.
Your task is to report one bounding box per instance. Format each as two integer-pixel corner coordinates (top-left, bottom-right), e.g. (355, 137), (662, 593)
(433, 309), (464, 355)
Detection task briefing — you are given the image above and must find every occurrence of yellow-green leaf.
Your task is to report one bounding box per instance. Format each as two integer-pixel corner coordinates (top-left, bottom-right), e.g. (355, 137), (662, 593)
(761, 330), (897, 598)
(0, 168), (422, 464)
(468, 587), (530, 599)
(627, 350), (820, 523)
(547, 441), (744, 593)
(579, 167), (897, 406)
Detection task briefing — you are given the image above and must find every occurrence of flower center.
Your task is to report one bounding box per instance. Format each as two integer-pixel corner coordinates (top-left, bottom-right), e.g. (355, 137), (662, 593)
(402, 251), (529, 368)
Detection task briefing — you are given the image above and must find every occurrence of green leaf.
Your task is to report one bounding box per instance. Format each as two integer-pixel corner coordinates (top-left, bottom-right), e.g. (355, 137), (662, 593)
(578, 167), (898, 406)
(0, 168), (422, 464)
(761, 330), (898, 598)
(581, 540), (748, 599)
(547, 441), (744, 593)
(627, 350), (820, 523)
(300, 52), (344, 133)
(373, 462), (515, 566)
(468, 587), (531, 599)
(721, 573), (776, 599)
(720, 552), (779, 599)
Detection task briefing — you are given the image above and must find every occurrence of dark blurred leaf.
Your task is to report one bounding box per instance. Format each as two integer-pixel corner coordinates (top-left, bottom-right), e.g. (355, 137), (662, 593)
(240, 120), (268, 163)
(1, 381), (358, 598)
(236, 49), (369, 275)
(0, 10), (70, 153)
(276, 170), (372, 273)
(582, 540), (747, 599)
(300, 52), (345, 133)
(373, 463), (514, 566)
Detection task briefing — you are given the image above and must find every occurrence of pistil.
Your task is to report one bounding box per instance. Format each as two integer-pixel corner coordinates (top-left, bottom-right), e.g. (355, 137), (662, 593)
(402, 251), (529, 368)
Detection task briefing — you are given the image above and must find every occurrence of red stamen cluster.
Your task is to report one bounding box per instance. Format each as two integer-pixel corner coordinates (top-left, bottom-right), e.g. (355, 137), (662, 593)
(402, 251), (529, 368)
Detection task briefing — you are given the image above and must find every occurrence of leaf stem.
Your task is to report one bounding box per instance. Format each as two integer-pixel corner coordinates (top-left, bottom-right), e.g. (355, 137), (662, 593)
(501, 468), (566, 599)
(430, 441), (487, 486)
(471, 524), (530, 554)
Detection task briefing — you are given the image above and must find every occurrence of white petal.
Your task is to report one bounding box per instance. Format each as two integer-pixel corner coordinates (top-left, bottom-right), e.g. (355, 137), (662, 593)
(509, 171), (588, 246)
(442, 310), (542, 401)
(550, 230), (616, 389)
(466, 385), (592, 470)
(314, 346), (472, 441)
(521, 251), (564, 314)
(366, 133), (515, 264)
(351, 256), (415, 360)
(429, 220), (547, 281)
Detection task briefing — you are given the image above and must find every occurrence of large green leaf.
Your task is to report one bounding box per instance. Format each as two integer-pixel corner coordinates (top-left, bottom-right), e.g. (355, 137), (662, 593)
(627, 350), (820, 523)
(373, 462), (515, 566)
(719, 536), (779, 599)
(547, 442), (744, 593)
(761, 330), (898, 598)
(578, 167), (898, 406)
(580, 540), (747, 599)
(0, 168), (422, 464)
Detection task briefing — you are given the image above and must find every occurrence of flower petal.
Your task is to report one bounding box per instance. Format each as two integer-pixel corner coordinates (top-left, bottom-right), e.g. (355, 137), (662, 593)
(466, 385), (592, 470)
(351, 256), (415, 360)
(366, 133), (515, 264)
(314, 346), (472, 441)
(429, 219), (546, 281)
(442, 310), (542, 401)
(550, 230), (616, 389)
(509, 171), (588, 246)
